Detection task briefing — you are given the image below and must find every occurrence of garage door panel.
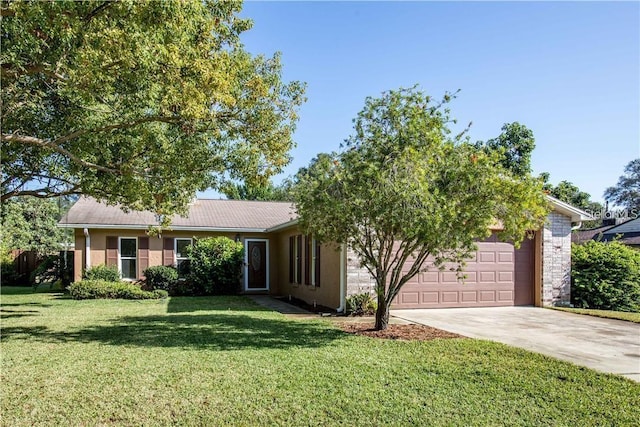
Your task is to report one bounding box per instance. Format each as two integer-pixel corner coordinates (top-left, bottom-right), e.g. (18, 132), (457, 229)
(393, 232), (534, 309)
(441, 292), (458, 303)
(421, 271), (439, 283)
(478, 251), (495, 263)
(498, 252), (513, 263)
(461, 291), (477, 303)
(479, 291), (496, 302)
(498, 271), (513, 282)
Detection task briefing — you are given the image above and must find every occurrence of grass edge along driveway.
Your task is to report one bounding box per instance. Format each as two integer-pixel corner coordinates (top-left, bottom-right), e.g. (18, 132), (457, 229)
(1, 287), (639, 426)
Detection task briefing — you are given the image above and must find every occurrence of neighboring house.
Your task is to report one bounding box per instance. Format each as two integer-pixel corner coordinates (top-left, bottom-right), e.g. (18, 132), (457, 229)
(572, 217), (640, 247)
(58, 195), (591, 311)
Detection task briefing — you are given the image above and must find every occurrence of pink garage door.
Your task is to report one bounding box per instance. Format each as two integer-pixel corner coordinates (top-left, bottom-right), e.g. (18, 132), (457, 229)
(392, 233), (535, 309)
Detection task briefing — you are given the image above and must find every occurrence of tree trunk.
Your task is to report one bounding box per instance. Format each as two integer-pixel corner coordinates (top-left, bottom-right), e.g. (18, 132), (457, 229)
(374, 296), (390, 331)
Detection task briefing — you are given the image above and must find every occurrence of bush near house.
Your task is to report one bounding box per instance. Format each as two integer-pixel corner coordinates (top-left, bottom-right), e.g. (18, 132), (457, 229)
(83, 264), (120, 282)
(187, 237), (244, 295)
(68, 280), (167, 300)
(143, 265), (178, 293)
(346, 292), (377, 316)
(571, 241), (640, 312)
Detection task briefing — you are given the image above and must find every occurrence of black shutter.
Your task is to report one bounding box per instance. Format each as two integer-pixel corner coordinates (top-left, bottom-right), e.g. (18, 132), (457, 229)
(289, 236), (294, 283)
(315, 240), (321, 287)
(296, 235), (302, 284)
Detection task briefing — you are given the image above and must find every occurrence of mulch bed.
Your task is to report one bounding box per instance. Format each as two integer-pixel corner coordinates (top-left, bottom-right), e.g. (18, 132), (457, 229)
(337, 322), (464, 341)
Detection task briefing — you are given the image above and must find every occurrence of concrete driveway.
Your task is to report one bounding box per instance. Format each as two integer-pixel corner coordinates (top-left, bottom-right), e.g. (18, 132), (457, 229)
(391, 306), (640, 382)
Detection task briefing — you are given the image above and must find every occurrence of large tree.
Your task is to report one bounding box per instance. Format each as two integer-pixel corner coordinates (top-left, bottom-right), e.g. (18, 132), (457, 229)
(475, 122), (535, 177)
(1, 197), (69, 256)
(604, 159), (640, 210)
(294, 87), (549, 330)
(222, 179), (294, 201)
(1, 0), (305, 218)
(540, 173), (603, 217)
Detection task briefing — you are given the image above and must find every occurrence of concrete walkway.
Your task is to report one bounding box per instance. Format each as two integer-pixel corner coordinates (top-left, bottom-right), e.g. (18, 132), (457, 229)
(246, 295), (312, 315)
(391, 306), (640, 382)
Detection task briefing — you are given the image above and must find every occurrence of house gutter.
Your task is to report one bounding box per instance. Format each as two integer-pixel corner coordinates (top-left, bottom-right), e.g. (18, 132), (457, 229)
(83, 228), (91, 270)
(336, 243), (346, 313)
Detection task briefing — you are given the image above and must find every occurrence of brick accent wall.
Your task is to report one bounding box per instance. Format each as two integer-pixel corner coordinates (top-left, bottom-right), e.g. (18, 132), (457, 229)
(541, 212), (572, 306)
(345, 246), (376, 297)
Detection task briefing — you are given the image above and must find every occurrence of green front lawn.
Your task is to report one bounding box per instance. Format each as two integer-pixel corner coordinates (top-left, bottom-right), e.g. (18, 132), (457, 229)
(551, 307), (640, 323)
(1, 287), (638, 426)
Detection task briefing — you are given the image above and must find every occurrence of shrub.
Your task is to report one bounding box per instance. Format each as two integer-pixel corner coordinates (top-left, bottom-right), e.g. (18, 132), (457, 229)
(30, 254), (59, 287)
(143, 265), (178, 292)
(571, 241), (640, 312)
(84, 264), (120, 282)
(187, 237), (243, 295)
(346, 292), (377, 316)
(68, 280), (168, 300)
(0, 247), (22, 285)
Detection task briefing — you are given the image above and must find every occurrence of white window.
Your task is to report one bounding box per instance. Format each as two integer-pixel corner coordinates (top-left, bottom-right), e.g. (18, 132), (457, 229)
(119, 237), (137, 280)
(175, 238), (192, 277)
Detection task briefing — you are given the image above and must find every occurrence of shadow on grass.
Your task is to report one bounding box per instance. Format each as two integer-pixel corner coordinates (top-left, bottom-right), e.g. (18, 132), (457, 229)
(0, 302), (52, 308)
(166, 295), (272, 313)
(0, 313), (344, 351)
(0, 308), (40, 319)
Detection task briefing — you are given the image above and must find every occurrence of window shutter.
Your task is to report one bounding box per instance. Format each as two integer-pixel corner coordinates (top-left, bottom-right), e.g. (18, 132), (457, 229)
(163, 238), (174, 266)
(296, 235), (302, 284)
(289, 236), (294, 283)
(304, 235), (310, 285)
(315, 241), (321, 287)
(106, 236), (118, 266)
(138, 237), (149, 279)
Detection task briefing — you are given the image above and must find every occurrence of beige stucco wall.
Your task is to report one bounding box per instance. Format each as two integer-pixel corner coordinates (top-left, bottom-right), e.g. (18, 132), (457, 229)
(73, 228), (280, 294)
(272, 227), (342, 309)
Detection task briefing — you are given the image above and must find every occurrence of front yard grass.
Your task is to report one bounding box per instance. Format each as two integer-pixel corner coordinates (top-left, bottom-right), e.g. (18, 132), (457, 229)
(1, 287), (638, 426)
(551, 307), (640, 323)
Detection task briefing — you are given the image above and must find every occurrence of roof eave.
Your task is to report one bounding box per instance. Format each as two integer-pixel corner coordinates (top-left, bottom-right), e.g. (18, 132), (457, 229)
(266, 218), (300, 233)
(545, 195), (594, 222)
(57, 223), (268, 233)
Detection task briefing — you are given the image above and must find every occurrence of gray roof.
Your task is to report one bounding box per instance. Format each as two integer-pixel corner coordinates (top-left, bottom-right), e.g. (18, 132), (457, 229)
(602, 217), (640, 235)
(59, 197), (297, 231)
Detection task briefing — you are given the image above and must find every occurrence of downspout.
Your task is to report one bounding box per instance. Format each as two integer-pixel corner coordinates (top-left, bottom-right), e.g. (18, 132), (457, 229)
(83, 228), (91, 270)
(336, 243), (346, 313)
(571, 221), (582, 231)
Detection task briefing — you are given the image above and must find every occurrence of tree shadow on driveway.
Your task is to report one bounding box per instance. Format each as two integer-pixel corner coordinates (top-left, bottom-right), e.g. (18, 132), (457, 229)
(0, 312), (345, 351)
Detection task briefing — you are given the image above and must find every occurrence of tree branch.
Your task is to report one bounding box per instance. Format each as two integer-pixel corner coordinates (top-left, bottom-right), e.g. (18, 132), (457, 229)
(1, 63), (67, 81)
(2, 134), (122, 175)
(52, 115), (183, 145)
(84, 1), (114, 22)
(1, 186), (81, 202)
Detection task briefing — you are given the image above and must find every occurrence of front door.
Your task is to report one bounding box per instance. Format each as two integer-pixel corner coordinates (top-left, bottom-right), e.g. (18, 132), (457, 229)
(245, 240), (268, 291)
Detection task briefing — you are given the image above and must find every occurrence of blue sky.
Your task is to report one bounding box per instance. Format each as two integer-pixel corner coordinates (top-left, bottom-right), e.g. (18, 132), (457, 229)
(206, 1), (640, 202)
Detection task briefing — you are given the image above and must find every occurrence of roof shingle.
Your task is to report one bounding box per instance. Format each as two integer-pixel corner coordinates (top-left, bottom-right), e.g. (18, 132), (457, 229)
(59, 197), (298, 231)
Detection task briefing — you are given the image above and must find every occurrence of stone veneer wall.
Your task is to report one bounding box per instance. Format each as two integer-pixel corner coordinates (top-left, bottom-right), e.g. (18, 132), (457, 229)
(345, 246), (376, 297)
(542, 212), (572, 306)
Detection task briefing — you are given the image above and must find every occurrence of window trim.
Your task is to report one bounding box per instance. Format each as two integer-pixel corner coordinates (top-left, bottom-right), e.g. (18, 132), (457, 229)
(174, 238), (193, 278)
(118, 237), (137, 280)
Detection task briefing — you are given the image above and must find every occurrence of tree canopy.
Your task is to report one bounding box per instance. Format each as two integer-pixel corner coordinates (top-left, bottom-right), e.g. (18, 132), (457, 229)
(293, 87), (549, 330)
(604, 159), (640, 210)
(475, 122), (535, 177)
(540, 173), (603, 221)
(1, 0), (305, 217)
(1, 197), (71, 256)
(222, 179), (294, 201)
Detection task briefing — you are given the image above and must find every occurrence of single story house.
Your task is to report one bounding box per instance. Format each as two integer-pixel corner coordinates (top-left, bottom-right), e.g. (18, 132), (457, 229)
(59, 195), (591, 311)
